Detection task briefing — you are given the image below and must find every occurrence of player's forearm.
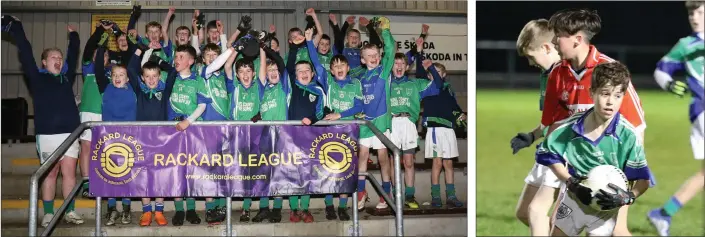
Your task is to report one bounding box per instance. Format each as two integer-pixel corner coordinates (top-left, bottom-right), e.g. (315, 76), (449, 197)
(219, 34), (228, 51)
(83, 26), (105, 63)
(654, 69), (676, 90)
(205, 48), (234, 77)
(379, 28), (396, 79)
(313, 14), (323, 45)
(630, 179), (649, 198)
(340, 99), (364, 118)
(548, 163), (572, 182)
(141, 49), (155, 67)
(186, 103), (207, 123)
(66, 32), (81, 80)
(531, 124), (544, 140)
(191, 35), (202, 55)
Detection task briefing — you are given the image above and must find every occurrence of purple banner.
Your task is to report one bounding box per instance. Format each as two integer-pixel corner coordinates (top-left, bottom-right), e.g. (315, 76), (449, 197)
(89, 124), (360, 197)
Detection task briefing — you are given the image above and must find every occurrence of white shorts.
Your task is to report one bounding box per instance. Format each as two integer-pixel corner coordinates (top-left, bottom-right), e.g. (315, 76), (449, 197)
(524, 163), (562, 188)
(36, 133), (80, 164)
(553, 191), (617, 236)
(691, 112), (704, 160)
(79, 112), (102, 141)
(391, 117), (418, 153)
(359, 130), (391, 150)
(424, 127), (459, 159)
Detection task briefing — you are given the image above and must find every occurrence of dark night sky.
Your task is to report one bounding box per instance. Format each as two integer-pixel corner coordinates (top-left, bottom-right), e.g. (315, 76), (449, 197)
(476, 1), (694, 73)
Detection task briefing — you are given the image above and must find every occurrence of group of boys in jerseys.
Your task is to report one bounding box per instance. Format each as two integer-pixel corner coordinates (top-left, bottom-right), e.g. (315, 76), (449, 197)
(508, 3), (704, 237)
(2, 5), (466, 229)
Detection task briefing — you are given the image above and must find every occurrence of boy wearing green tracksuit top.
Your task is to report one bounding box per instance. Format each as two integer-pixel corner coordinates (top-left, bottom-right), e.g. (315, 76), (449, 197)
(308, 37), (363, 221)
(223, 38), (264, 223)
(389, 48), (443, 209)
(536, 62), (651, 236)
(197, 43), (236, 225)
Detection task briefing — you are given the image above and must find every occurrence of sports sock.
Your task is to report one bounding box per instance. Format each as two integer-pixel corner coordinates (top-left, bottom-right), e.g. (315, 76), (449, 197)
(357, 179), (366, 192)
(446, 184), (456, 197)
(155, 202), (164, 212)
(174, 200), (184, 212)
(206, 200), (217, 210)
(243, 198), (252, 211)
(142, 204), (152, 213)
(66, 200), (75, 212)
(273, 197), (283, 209)
(218, 198), (226, 208)
(43, 200), (54, 214)
(324, 195), (334, 206)
(662, 196), (683, 217)
(301, 195), (311, 211)
(259, 197), (269, 209)
(82, 182), (89, 190)
(289, 196), (299, 211)
(108, 198), (117, 208)
(382, 182), (391, 194)
(186, 198), (196, 211)
(431, 184), (441, 198)
(339, 197), (348, 208)
(405, 186), (415, 198)
(122, 198), (132, 207)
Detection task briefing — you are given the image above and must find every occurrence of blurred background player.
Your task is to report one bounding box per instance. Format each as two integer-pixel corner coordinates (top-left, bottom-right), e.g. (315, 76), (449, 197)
(508, 18), (562, 236)
(647, 1), (704, 236)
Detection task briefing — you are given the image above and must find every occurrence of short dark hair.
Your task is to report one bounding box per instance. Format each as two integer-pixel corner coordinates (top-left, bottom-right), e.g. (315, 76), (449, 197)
(41, 47), (62, 61)
(145, 21), (162, 32)
(206, 20), (217, 30)
(591, 62), (631, 94)
(346, 29), (361, 37)
(175, 26), (190, 34)
(320, 34), (331, 42)
(270, 37), (280, 46)
(394, 53), (407, 63)
(235, 58), (255, 71)
(330, 55), (349, 70)
(203, 43), (221, 56)
(548, 9), (601, 42)
(141, 61), (160, 75)
(289, 27), (303, 36)
(295, 60), (312, 71)
(686, 1), (705, 11)
(175, 45), (197, 60)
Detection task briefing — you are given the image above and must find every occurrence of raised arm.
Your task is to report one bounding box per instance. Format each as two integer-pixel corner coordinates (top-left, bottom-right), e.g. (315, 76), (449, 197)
(224, 30), (241, 81)
(361, 17), (382, 49)
(127, 49), (144, 95)
(305, 29), (328, 89)
(6, 18), (41, 85)
(204, 47), (235, 78)
(305, 8), (324, 46)
(329, 14), (344, 55)
(257, 48), (267, 86)
(95, 43), (110, 94)
(161, 7), (175, 46)
(83, 24), (106, 64)
(286, 42), (300, 77)
(65, 25), (81, 84)
(216, 20), (227, 51)
(378, 17), (396, 81)
(127, 5), (140, 32)
(419, 59), (442, 98)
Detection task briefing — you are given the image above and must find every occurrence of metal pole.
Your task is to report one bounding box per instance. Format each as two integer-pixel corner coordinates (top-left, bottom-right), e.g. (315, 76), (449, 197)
(226, 197), (232, 236)
(29, 176), (39, 236)
(352, 191), (359, 237)
(41, 179), (87, 236)
(95, 197), (102, 237)
(392, 151), (404, 237)
(360, 172), (396, 214)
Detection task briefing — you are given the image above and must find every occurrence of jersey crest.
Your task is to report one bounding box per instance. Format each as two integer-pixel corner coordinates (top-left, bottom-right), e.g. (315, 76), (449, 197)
(309, 94), (317, 102)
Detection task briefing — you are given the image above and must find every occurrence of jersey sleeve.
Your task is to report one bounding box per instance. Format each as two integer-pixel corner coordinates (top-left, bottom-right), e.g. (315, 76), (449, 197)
(540, 69), (561, 128)
(535, 126), (568, 167)
(618, 83), (646, 133)
(196, 77), (213, 105)
(621, 131), (650, 181)
(656, 40), (686, 75)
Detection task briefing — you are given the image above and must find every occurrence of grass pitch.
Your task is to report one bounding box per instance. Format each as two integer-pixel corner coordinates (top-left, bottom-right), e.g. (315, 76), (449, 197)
(477, 89), (703, 236)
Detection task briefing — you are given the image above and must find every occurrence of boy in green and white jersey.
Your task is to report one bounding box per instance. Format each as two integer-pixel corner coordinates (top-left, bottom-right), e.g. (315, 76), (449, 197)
(536, 62), (651, 236)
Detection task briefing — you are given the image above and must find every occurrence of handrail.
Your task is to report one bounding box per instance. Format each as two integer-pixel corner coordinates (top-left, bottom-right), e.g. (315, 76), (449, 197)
(29, 120), (405, 237)
(40, 178), (88, 236)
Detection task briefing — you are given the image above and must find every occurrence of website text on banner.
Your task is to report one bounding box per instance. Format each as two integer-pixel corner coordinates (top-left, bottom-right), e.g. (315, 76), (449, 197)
(88, 124), (360, 197)
(341, 14), (468, 71)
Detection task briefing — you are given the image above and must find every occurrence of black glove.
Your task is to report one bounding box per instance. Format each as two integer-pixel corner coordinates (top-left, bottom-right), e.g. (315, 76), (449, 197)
(112, 24), (122, 37)
(595, 183), (635, 210)
(305, 16), (318, 36)
(237, 15), (252, 32)
(131, 5), (142, 17)
(196, 13), (206, 30)
(567, 176), (593, 206)
(148, 54), (166, 65)
(136, 43), (150, 52)
(250, 112), (262, 123)
(510, 132), (535, 154)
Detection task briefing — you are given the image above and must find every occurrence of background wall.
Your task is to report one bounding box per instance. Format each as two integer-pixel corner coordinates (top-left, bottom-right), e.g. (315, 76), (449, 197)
(0, 0), (468, 136)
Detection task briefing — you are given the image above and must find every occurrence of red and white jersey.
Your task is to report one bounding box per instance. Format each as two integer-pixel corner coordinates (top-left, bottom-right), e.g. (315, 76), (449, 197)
(541, 46), (646, 132)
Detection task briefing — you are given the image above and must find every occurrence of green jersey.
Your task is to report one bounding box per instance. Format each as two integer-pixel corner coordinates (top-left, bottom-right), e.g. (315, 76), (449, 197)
(358, 29), (396, 139)
(261, 82), (289, 121)
(140, 37), (171, 83)
(168, 73), (209, 120)
(230, 80), (262, 121)
(539, 63), (557, 111)
(198, 65), (231, 120)
(234, 54), (261, 82)
(324, 75), (363, 120)
(318, 51), (334, 72)
(79, 61), (104, 113)
(284, 46), (312, 66)
(536, 109), (649, 181)
(390, 76), (441, 124)
(658, 34), (703, 118)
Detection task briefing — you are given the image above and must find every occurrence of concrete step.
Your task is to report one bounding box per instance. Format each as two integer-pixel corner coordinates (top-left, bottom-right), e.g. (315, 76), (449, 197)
(1, 210), (467, 236)
(1, 139), (468, 174)
(1, 169), (468, 222)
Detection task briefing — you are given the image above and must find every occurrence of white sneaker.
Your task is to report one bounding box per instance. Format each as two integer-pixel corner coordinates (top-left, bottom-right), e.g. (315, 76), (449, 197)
(41, 213), (54, 227)
(375, 198), (388, 210)
(357, 191), (368, 211)
(64, 211), (85, 224)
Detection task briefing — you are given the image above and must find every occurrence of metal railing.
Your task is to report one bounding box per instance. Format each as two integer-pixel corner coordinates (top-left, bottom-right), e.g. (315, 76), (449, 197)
(29, 120), (405, 237)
